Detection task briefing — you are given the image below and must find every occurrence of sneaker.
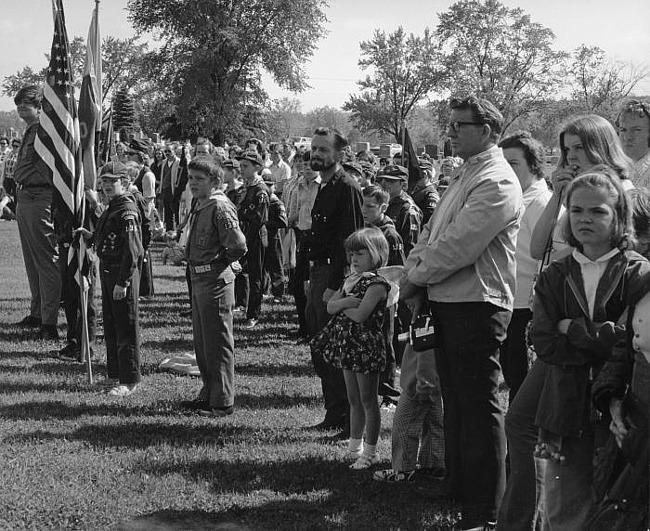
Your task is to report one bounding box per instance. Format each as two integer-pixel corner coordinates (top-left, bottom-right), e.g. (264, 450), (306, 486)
(198, 406), (234, 417)
(380, 398), (397, 411)
(373, 469), (416, 483)
(107, 383), (138, 397)
(349, 453), (380, 470)
(243, 318), (258, 329)
(345, 448), (363, 461)
(18, 315), (41, 328)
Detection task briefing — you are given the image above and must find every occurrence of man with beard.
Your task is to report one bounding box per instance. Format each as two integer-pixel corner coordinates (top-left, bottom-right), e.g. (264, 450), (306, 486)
(306, 127), (364, 434)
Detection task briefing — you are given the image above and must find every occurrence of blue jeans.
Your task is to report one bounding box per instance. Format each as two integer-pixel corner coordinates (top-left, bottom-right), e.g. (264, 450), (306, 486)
(498, 360), (547, 531)
(430, 301), (510, 523)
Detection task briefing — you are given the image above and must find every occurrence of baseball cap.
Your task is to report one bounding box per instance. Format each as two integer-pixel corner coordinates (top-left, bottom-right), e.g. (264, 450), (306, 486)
(235, 150), (264, 166)
(342, 161), (363, 177)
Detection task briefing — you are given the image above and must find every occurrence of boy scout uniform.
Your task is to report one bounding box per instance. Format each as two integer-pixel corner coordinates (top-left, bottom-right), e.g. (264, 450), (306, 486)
(94, 178), (143, 385)
(186, 190), (247, 410)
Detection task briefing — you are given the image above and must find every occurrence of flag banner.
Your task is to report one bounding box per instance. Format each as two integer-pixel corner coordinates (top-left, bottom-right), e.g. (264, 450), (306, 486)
(100, 107), (115, 165)
(400, 125), (421, 192)
(79, 2), (101, 190)
(34, 0), (84, 226)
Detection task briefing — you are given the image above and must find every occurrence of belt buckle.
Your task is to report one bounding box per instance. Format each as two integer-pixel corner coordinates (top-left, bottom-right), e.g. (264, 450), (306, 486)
(194, 264), (211, 274)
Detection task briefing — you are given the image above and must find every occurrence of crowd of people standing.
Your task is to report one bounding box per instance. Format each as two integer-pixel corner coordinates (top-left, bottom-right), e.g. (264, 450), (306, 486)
(3, 84), (650, 530)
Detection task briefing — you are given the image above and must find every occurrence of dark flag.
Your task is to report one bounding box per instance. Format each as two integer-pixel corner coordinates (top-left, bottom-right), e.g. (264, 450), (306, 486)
(400, 125), (422, 192)
(79, 2), (102, 190)
(100, 107), (115, 165)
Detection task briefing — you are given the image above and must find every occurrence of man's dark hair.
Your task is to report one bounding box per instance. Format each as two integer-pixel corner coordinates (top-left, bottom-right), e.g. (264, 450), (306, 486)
(188, 157), (224, 183)
(14, 85), (43, 108)
(362, 184), (389, 205)
(450, 95), (504, 136)
(313, 127), (349, 151)
(498, 131), (546, 179)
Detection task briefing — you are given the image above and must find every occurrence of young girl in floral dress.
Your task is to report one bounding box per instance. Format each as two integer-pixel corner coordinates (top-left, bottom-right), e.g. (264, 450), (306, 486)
(311, 227), (391, 469)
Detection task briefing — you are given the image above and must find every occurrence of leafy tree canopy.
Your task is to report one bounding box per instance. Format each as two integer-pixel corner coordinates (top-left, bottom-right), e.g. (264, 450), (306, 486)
(127, 0), (329, 143)
(344, 27), (446, 141)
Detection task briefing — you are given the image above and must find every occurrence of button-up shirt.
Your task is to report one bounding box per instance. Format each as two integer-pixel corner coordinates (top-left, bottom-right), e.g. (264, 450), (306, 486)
(405, 145), (523, 311)
(308, 167), (364, 290)
(633, 150), (650, 189)
(289, 175), (321, 231)
(13, 123), (51, 187)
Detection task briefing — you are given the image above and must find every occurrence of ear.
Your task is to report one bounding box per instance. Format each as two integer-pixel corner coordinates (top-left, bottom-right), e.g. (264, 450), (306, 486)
(379, 203), (388, 215)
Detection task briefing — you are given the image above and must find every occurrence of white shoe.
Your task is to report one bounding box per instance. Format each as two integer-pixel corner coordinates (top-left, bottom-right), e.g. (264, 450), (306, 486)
(107, 383), (138, 397)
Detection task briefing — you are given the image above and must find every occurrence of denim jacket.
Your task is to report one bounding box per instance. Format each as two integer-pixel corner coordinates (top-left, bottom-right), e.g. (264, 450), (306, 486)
(405, 145), (523, 311)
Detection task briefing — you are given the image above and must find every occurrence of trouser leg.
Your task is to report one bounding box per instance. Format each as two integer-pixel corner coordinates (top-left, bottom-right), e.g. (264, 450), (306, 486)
(192, 274), (235, 408)
(497, 360), (548, 531)
(307, 264), (348, 424)
(500, 308), (532, 403)
(245, 239), (265, 320)
(432, 301), (509, 523)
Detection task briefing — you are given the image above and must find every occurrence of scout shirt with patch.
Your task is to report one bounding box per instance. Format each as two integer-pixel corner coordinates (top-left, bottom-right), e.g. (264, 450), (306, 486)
(411, 182), (439, 225)
(386, 190), (423, 257)
(185, 191), (247, 283)
(94, 194), (143, 287)
(238, 176), (269, 246)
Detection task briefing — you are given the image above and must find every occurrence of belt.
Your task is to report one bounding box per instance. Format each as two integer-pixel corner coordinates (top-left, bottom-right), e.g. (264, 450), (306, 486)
(309, 258), (332, 267)
(190, 262), (222, 275)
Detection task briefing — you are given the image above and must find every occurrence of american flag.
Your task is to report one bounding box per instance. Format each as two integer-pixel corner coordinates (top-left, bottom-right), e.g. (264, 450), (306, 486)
(34, 0), (84, 231)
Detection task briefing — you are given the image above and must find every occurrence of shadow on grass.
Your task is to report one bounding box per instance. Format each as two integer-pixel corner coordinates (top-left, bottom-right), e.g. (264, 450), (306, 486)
(125, 458), (458, 530)
(235, 362), (313, 378)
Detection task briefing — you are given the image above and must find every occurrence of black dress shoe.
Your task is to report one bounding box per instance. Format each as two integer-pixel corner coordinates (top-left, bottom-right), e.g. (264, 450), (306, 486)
(198, 405), (234, 417)
(39, 325), (59, 340)
(18, 315), (41, 328)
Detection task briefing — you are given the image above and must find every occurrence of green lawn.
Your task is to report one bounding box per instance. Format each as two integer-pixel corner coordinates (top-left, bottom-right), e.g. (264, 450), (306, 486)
(0, 221), (459, 530)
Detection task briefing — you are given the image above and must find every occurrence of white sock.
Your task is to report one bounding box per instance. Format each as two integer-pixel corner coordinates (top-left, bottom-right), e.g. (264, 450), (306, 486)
(363, 442), (377, 457)
(348, 437), (363, 454)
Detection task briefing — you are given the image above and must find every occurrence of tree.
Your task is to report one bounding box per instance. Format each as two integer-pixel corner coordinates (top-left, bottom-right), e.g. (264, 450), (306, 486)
(112, 88), (139, 140)
(127, 0), (329, 143)
(436, 0), (568, 132)
(304, 106), (352, 136)
(1, 35), (149, 108)
(343, 27), (446, 141)
(569, 45), (649, 120)
(265, 98), (307, 140)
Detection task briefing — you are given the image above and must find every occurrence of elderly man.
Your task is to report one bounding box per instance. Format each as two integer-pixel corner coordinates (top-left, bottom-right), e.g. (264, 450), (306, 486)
(617, 98), (650, 187)
(13, 85), (61, 340)
(400, 96), (523, 531)
(305, 127), (364, 434)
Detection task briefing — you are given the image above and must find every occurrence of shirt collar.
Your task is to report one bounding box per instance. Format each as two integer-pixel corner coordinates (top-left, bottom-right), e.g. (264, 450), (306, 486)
(463, 144), (501, 166)
(572, 247), (620, 264)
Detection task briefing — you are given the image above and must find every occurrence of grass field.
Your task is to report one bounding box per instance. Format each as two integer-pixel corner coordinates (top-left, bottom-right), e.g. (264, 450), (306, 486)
(0, 220), (460, 530)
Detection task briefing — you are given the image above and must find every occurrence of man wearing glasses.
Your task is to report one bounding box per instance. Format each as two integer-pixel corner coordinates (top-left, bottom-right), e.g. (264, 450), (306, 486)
(400, 96), (523, 531)
(616, 99), (650, 188)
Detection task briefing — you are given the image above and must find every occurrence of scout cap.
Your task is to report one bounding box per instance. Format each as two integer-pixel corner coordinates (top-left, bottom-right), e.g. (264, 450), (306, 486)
(342, 161), (363, 177)
(378, 164), (408, 182)
(223, 158), (240, 169)
(99, 160), (127, 180)
(129, 138), (150, 154)
(236, 150), (264, 167)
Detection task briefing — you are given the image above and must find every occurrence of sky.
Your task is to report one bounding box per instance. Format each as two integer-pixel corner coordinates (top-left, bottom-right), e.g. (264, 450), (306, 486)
(0, 0), (649, 113)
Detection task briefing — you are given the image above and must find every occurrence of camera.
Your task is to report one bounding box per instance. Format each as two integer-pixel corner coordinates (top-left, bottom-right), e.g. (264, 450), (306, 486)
(409, 314), (437, 352)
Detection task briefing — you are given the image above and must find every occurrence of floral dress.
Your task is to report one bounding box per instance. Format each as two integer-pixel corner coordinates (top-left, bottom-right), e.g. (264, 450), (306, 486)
(310, 271), (389, 374)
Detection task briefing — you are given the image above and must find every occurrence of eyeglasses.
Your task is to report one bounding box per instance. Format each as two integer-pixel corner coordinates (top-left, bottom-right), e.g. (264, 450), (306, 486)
(446, 122), (484, 133)
(164, 150), (173, 154)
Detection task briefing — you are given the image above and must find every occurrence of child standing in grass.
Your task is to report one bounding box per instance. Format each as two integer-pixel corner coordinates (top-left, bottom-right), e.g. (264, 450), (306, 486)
(311, 227), (390, 469)
(184, 158), (247, 417)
